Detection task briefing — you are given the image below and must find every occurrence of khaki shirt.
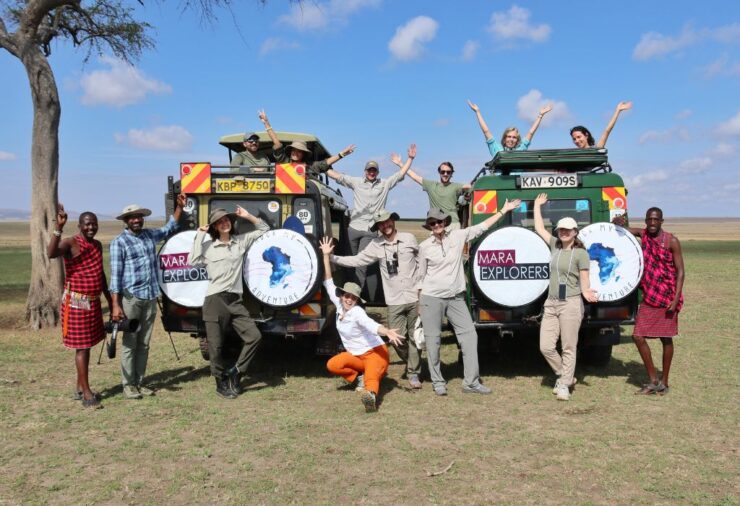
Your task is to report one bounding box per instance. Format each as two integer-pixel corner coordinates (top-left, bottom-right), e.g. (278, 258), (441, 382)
(188, 221), (270, 296)
(336, 171), (405, 231)
(331, 232), (420, 306)
(418, 223), (488, 298)
(230, 150), (271, 171)
(547, 237), (590, 298)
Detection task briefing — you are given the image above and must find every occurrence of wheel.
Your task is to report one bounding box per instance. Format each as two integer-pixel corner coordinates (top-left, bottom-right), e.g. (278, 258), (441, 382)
(199, 337), (210, 361)
(580, 344), (613, 367)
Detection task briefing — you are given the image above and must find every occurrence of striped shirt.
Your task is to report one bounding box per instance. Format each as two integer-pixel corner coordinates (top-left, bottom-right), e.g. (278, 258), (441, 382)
(109, 217), (179, 299)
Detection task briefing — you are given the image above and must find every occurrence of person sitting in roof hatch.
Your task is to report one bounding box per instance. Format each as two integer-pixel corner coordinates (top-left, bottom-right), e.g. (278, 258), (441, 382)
(570, 101), (632, 149)
(467, 99), (553, 157)
(258, 109), (356, 176)
(229, 110), (283, 171)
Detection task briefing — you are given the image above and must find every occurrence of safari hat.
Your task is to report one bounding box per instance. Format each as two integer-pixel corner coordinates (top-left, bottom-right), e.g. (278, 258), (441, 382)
(370, 209), (400, 232)
(364, 161), (379, 171)
(207, 208), (235, 227)
(422, 208), (452, 230)
(554, 217), (579, 232)
(243, 132), (259, 142)
(117, 204), (152, 221)
(335, 282), (365, 303)
(288, 140), (311, 153)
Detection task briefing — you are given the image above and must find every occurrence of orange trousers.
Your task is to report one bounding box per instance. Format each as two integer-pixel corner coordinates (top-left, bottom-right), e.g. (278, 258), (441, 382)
(327, 344), (389, 394)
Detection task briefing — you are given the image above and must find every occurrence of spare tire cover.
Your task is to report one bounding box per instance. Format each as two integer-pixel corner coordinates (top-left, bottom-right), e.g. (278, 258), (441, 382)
(578, 223), (644, 302)
(157, 230), (209, 308)
(471, 226), (551, 307)
(243, 229), (320, 309)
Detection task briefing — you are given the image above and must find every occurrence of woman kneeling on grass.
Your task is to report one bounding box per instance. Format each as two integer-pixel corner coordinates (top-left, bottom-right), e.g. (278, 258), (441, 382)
(319, 237), (405, 413)
(533, 193), (598, 401)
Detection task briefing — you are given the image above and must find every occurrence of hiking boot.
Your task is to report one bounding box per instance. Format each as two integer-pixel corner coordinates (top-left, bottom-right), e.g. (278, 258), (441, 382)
(226, 367), (242, 396)
(556, 384), (571, 401)
(408, 374), (422, 389)
(433, 385), (448, 396)
(216, 377), (237, 399)
(461, 383), (492, 395)
(359, 389), (377, 413)
(355, 374), (365, 392)
(123, 385), (142, 400)
(553, 377), (577, 395)
(137, 385), (155, 397)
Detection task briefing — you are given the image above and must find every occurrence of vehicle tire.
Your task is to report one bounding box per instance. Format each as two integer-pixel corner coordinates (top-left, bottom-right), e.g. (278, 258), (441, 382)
(580, 344), (613, 367)
(199, 337), (210, 361)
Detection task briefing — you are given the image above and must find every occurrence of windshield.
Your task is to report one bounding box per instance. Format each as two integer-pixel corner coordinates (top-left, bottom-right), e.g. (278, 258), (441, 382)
(510, 199), (592, 230)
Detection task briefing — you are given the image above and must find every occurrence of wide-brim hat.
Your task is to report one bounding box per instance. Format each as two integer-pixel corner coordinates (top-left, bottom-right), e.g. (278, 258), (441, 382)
(370, 209), (400, 232)
(422, 208), (452, 230)
(117, 204), (152, 221)
(335, 282), (365, 303)
(243, 131), (259, 141)
(288, 140), (311, 153)
(554, 217), (579, 232)
(208, 208), (235, 227)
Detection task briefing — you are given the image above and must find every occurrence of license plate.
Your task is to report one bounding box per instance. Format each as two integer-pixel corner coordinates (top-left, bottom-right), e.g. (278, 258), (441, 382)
(215, 179), (271, 193)
(519, 174), (578, 189)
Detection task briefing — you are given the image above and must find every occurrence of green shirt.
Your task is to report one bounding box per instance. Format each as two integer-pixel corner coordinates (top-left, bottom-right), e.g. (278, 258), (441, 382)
(547, 237), (590, 298)
(421, 179), (465, 224)
(230, 150), (271, 171)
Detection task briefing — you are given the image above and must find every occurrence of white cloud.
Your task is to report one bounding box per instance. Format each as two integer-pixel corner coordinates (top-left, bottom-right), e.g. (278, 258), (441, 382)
(388, 16), (439, 61)
(710, 23), (740, 44)
(461, 40), (479, 61)
(675, 109), (693, 120)
(80, 56), (171, 107)
(679, 157), (712, 174)
(278, 0), (380, 31)
(624, 170), (669, 187)
(638, 126), (690, 144)
(260, 37), (301, 56)
(488, 5), (551, 43)
(702, 54), (740, 79)
(717, 110), (740, 137)
(516, 89), (570, 124)
(114, 125), (193, 152)
(0, 151), (16, 161)
(709, 142), (737, 157)
(633, 23), (740, 61)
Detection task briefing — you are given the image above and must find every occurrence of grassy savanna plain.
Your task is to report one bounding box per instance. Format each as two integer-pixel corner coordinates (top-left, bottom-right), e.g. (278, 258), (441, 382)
(0, 220), (738, 505)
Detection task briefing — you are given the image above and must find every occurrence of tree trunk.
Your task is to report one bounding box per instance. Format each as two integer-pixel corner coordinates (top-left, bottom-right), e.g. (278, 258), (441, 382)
(22, 46), (64, 329)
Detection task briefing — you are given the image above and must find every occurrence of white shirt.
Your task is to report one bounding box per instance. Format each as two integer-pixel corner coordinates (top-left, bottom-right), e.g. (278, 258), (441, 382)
(324, 279), (384, 355)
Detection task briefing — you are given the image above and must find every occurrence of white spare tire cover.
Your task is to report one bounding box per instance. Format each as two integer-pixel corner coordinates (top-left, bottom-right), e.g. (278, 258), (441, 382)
(472, 226), (550, 307)
(243, 229), (320, 308)
(578, 223), (643, 302)
(157, 230), (209, 308)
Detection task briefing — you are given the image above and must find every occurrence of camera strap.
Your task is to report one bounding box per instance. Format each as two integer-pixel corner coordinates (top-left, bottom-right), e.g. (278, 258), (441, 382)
(555, 248), (575, 286)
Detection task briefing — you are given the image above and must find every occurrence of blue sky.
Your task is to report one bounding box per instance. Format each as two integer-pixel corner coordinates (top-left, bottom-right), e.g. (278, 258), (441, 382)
(1, 1), (739, 218)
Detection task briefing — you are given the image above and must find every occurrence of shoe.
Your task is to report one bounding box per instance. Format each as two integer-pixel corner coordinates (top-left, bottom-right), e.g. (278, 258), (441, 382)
(408, 374), (422, 389)
(355, 374), (365, 392)
(123, 385), (142, 400)
(226, 367), (243, 396)
(73, 390), (101, 401)
(216, 377), (237, 399)
(552, 377), (577, 395)
(635, 382), (661, 395)
(461, 383), (492, 395)
(656, 381), (669, 396)
(82, 396), (103, 409)
(137, 385), (155, 396)
(556, 384), (571, 401)
(433, 385), (448, 396)
(359, 389), (377, 413)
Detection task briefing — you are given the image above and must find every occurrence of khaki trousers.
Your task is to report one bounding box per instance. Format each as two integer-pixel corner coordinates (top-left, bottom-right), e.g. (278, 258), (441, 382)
(387, 302), (421, 376)
(120, 295), (157, 388)
(539, 296), (584, 387)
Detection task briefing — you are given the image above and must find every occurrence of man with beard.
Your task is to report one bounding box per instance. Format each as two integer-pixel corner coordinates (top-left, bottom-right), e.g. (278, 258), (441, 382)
(109, 193), (186, 399)
(404, 161), (471, 230)
(330, 209), (423, 389)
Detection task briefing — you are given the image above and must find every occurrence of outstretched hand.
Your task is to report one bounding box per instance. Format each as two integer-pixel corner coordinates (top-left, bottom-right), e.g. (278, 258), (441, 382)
(55, 203), (68, 229)
(176, 192), (187, 209)
(319, 236), (335, 255)
(539, 103), (553, 116)
(467, 100), (480, 112)
(386, 328), (405, 346)
(501, 198), (522, 213)
(408, 143), (417, 159)
(616, 101), (633, 112)
(534, 193), (548, 206)
(235, 205), (250, 219)
(340, 144), (356, 157)
(258, 109), (269, 124)
(390, 153), (402, 167)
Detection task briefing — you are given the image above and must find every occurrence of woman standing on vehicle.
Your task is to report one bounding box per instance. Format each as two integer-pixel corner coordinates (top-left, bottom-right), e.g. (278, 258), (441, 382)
(319, 237), (405, 413)
(533, 193), (598, 401)
(468, 100), (553, 156)
(188, 206), (269, 399)
(571, 101), (632, 149)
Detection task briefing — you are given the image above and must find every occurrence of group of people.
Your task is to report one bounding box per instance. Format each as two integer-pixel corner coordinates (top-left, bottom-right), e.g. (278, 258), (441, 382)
(49, 98), (684, 411)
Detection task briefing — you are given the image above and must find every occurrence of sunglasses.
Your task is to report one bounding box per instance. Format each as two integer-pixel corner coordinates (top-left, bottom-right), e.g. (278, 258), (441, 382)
(428, 219), (446, 226)
(245, 139), (259, 144)
(439, 171), (453, 175)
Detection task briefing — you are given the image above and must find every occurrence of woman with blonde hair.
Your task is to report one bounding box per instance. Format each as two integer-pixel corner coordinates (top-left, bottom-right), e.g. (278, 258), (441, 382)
(468, 100), (552, 156)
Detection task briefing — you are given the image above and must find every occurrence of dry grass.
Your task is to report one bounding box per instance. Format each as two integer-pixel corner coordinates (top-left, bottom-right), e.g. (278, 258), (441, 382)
(0, 238), (738, 504)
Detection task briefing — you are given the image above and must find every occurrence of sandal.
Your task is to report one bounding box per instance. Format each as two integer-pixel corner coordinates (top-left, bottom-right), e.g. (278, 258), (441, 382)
(656, 382), (669, 396)
(82, 396), (103, 409)
(635, 382), (660, 395)
(73, 390), (101, 401)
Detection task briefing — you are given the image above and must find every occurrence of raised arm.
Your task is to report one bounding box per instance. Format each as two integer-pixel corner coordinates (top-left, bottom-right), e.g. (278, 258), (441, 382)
(596, 101), (632, 148)
(525, 103), (552, 142)
(398, 143), (416, 177)
(319, 236), (334, 281)
(481, 198), (521, 229)
(258, 110), (282, 150)
(188, 226), (209, 266)
(172, 192), (187, 223)
(668, 236), (685, 314)
(405, 169), (424, 185)
(47, 203), (73, 259)
(321, 144), (356, 168)
(468, 100), (493, 141)
(611, 214), (643, 236)
(533, 193), (553, 243)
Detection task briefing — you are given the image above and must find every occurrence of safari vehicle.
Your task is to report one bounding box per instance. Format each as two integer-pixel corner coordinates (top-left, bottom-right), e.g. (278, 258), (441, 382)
(158, 131), (362, 357)
(464, 149), (641, 365)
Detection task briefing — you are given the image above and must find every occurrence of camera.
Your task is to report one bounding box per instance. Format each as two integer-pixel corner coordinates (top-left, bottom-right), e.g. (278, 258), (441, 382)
(104, 318), (139, 359)
(386, 252), (399, 276)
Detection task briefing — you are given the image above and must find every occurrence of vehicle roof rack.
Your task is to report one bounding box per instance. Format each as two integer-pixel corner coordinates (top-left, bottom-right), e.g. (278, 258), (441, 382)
(484, 148), (610, 176)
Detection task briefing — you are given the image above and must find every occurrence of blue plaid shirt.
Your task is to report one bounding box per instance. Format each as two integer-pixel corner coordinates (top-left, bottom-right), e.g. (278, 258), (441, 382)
(109, 217), (179, 300)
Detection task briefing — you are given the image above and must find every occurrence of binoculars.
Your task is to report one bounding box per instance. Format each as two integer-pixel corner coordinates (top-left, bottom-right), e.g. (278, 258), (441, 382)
(104, 318), (139, 359)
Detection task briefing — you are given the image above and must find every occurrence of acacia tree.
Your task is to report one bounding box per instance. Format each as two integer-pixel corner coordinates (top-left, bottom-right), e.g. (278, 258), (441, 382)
(0, 1), (153, 329)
